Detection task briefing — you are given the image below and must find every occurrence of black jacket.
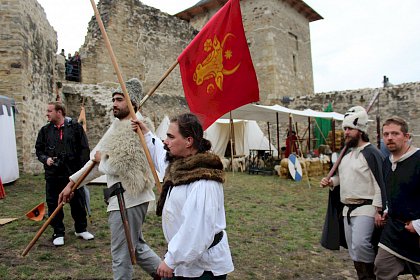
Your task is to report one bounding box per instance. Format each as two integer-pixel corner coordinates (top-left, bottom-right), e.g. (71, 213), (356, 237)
(35, 117), (90, 178)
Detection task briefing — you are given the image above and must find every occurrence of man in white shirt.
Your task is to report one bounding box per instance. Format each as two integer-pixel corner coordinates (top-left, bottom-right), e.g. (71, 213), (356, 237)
(320, 106), (385, 279)
(132, 113), (234, 279)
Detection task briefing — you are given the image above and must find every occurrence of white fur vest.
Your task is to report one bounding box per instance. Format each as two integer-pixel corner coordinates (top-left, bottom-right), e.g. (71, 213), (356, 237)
(95, 116), (154, 196)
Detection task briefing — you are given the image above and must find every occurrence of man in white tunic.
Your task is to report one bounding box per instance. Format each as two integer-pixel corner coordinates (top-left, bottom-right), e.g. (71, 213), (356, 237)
(132, 113), (234, 279)
(320, 106), (385, 280)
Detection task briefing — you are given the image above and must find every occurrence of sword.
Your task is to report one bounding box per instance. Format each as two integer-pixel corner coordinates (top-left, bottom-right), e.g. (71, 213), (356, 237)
(105, 182), (137, 265)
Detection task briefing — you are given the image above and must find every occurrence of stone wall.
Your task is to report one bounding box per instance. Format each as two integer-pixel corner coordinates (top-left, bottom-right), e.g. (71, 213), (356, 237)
(265, 82), (420, 150)
(79, 0), (196, 99)
(0, 0), (58, 174)
(61, 82), (188, 149)
(187, 0), (315, 104)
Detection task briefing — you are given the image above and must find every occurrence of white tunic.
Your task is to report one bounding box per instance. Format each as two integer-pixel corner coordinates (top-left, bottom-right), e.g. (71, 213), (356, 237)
(145, 131), (234, 277)
(331, 143), (382, 217)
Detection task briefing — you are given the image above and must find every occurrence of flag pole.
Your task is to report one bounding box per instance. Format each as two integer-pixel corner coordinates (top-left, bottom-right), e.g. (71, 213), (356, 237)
(138, 60), (179, 108)
(89, 0), (161, 193)
(22, 161), (96, 256)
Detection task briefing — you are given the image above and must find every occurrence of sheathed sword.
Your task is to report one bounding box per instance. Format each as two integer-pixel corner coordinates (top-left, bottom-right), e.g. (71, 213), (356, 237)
(104, 182), (136, 265)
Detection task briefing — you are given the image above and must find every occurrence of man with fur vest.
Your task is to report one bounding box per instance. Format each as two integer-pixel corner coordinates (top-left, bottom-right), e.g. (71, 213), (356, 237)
(132, 113), (234, 279)
(59, 78), (161, 280)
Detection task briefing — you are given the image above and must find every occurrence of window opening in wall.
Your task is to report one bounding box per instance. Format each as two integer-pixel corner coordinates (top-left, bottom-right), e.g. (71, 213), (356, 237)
(292, 54), (297, 76)
(288, 32), (298, 50)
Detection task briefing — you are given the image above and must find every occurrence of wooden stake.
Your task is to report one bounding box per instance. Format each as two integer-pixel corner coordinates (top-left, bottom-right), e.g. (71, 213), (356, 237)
(22, 162), (96, 256)
(89, 0), (161, 194)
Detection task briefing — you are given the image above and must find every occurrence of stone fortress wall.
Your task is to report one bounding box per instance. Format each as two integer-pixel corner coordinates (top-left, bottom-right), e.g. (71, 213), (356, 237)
(0, 0), (58, 174)
(0, 0), (419, 174)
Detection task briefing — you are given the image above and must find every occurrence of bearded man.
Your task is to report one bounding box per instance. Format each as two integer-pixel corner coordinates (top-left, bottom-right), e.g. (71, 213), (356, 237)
(59, 78), (161, 280)
(320, 106), (386, 280)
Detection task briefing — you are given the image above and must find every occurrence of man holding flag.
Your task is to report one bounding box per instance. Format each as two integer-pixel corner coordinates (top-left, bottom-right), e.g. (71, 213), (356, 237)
(133, 0), (257, 277)
(132, 113), (234, 279)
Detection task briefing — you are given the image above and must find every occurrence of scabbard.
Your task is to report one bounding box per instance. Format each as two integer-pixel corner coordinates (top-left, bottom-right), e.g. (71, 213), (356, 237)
(111, 182), (137, 265)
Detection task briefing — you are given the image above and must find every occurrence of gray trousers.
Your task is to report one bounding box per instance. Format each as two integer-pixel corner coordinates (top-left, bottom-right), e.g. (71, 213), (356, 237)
(344, 215), (376, 263)
(109, 202), (161, 280)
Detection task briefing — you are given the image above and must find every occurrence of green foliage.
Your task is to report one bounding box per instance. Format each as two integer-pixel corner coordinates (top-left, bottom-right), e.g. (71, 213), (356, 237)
(0, 173), (359, 279)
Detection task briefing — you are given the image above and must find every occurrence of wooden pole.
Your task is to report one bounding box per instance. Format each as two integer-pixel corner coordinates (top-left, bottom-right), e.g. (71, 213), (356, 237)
(138, 60), (179, 108)
(22, 162), (96, 256)
(308, 117), (311, 152)
(276, 112), (280, 159)
(89, 0), (161, 194)
(267, 122), (271, 155)
(229, 112), (235, 172)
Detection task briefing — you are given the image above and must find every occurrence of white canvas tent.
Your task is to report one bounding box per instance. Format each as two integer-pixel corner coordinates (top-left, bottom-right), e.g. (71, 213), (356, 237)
(0, 96), (19, 183)
(204, 119), (277, 157)
(220, 103), (344, 122)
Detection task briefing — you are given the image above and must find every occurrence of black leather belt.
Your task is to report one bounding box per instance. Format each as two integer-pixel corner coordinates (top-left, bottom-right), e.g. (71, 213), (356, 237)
(345, 199), (373, 224)
(209, 231), (223, 249)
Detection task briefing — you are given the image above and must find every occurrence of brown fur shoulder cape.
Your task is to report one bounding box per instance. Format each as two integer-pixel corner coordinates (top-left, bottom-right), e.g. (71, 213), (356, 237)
(156, 152), (225, 216)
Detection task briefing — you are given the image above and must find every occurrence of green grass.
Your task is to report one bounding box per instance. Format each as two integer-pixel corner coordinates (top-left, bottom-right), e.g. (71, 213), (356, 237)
(0, 172), (359, 279)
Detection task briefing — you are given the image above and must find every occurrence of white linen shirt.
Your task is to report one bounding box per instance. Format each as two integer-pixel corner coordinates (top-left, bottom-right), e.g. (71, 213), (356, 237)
(145, 131), (234, 277)
(331, 143), (382, 217)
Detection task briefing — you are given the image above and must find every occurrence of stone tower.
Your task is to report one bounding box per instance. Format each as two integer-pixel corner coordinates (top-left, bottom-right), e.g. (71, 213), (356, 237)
(176, 0), (322, 104)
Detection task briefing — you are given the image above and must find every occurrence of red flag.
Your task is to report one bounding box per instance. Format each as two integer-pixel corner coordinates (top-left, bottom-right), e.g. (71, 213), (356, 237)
(25, 202), (45, 221)
(178, 0), (259, 129)
(0, 176), (5, 199)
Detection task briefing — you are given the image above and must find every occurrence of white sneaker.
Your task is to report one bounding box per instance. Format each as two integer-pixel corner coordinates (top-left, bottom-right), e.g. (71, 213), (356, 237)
(53, 236), (64, 246)
(75, 231), (94, 240)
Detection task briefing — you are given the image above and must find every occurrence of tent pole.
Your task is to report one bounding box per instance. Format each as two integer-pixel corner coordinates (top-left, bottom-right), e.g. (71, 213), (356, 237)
(276, 112), (280, 159)
(331, 119), (336, 152)
(267, 122), (271, 156)
(308, 117), (311, 152)
(229, 112), (235, 173)
(288, 114), (293, 153)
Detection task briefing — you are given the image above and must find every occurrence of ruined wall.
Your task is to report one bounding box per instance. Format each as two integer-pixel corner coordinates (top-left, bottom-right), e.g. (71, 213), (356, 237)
(0, 0), (57, 174)
(264, 82), (420, 149)
(80, 0), (196, 99)
(188, 0), (315, 104)
(61, 82), (188, 149)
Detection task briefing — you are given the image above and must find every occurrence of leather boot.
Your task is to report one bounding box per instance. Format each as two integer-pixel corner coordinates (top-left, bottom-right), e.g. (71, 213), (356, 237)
(353, 261), (376, 280)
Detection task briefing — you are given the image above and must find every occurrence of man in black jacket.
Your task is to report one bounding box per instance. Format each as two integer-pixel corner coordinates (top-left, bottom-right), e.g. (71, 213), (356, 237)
(374, 117), (420, 279)
(35, 101), (93, 246)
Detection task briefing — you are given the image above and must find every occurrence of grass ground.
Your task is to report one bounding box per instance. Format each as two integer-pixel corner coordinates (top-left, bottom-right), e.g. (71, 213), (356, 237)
(0, 172), (359, 279)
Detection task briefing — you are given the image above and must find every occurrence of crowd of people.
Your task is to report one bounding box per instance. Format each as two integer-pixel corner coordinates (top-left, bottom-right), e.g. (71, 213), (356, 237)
(33, 77), (418, 279)
(60, 49), (81, 82)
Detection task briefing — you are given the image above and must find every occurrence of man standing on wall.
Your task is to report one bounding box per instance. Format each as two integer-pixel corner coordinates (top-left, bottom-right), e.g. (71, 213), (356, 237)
(35, 101), (93, 246)
(374, 116), (420, 279)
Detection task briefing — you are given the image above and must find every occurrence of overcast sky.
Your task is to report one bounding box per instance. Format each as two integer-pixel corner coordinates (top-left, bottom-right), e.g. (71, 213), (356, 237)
(37, 0), (420, 93)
